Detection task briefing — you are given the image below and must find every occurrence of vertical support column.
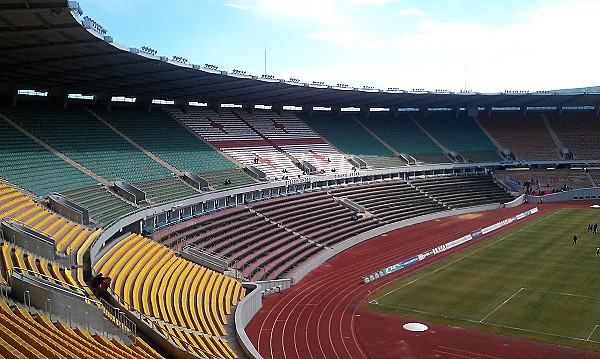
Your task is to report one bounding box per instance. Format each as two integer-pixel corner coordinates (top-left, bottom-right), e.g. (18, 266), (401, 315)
(209, 101), (221, 114)
(242, 103), (254, 114)
(11, 89), (18, 106)
(520, 106), (527, 116)
(360, 106), (370, 118)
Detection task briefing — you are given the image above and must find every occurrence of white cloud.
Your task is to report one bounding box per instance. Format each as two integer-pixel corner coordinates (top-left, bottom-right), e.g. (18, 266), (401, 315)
(398, 8), (423, 16)
(224, 3), (255, 10)
(380, 2), (600, 92)
(308, 31), (362, 46)
(257, 0), (337, 22)
(308, 31), (385, 48)
(345, 0), (402, 5)
(225, 1), (600, 92)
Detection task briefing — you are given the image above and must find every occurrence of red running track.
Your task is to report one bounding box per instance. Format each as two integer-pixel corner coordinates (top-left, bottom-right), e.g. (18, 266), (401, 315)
(247, 202), (600, 359)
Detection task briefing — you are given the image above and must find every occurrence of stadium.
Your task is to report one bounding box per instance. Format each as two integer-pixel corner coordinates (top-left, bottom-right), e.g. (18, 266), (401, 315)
(1, 1), (600, 358)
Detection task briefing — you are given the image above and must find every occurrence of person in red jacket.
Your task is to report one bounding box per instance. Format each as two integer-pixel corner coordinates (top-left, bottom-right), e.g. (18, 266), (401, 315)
(99, 276), (111, 299)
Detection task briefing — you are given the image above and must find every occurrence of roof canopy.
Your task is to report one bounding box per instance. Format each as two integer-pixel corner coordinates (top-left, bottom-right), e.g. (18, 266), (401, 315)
(2, 0), (600, 110)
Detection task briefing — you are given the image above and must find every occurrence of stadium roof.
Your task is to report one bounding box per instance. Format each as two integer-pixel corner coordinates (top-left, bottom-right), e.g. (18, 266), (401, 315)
(2, 0), (600, 110)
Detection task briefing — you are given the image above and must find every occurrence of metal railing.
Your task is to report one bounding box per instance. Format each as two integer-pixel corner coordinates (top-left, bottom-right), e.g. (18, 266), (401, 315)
(108, 289), (223, 358)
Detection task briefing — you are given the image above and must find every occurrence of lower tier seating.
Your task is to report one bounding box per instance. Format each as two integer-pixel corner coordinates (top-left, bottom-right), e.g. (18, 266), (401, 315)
(93, 234), (244, 359)
(0, 299), (163, 359)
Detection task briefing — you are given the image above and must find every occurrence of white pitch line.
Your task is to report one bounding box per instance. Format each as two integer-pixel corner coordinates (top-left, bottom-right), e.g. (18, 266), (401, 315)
(523, 287), (600, 301)
(480, 287), (523, 323)
(587, 325), (599, 341)
(370, 301), (600, 344)
(370, 209), (564, 303)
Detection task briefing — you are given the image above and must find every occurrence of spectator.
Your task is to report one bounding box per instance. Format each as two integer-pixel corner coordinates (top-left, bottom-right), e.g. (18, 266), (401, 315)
(91, 272), (103, 296)
(99, 276), (112, 299)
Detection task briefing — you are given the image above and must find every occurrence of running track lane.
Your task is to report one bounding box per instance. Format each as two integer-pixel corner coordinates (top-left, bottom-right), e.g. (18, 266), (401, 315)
(247, 203), (600, 359)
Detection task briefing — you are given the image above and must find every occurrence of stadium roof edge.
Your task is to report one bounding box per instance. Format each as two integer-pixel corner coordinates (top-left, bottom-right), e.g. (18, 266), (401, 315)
(1, 0), (600, 110)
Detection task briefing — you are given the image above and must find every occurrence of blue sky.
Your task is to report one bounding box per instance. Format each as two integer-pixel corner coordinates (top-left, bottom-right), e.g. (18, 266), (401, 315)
(77, 0), (599, 93)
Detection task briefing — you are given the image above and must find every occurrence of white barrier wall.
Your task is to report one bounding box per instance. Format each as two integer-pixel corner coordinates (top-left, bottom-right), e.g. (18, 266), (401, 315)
(362, 207), (539, 284)
(527, 187), (600, 204)
(290, 203), (501, 284)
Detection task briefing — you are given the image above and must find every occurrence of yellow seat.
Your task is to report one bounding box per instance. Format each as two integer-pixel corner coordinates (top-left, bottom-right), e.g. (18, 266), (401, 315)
(181, 265), (203, 332)
(55, 226), (82, 253)
(1, 201), (35, 220)
(0, 312), (68, 359)
(132, 245), (169, 312)
(13, 205), (41, 222)
(94, 233), (138, 276)
(0, 334), (29, 359)
(31, 213), (58, 233)
(44, 217), (66, 236)
(67, 229), (90, 256)
(0, 316), (46, 359)
(114, 238), (156, 301)
(51, 221), (74, 242)
(75, 228), (102, 265)
(12, 247), (27, 272)
(132, 336), (164, 359)
(1, 243), (14, 280)
(208, 272), (226, 336)
(22, 210), (47, 227)
(172, 261), (194, 328)
(36, 257), (55, 283)
(141, 251), (174, 315)
(158, 258), (184, 325)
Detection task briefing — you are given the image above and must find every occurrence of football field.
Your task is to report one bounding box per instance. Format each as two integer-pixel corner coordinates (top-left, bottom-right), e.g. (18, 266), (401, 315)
(366, 208), (600, 352)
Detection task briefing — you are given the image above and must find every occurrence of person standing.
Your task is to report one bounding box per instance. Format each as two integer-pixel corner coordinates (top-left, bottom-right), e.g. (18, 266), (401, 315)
(573, 234), (577, 244)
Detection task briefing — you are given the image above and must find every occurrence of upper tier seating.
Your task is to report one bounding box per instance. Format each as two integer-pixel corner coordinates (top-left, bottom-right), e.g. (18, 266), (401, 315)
(96, 107), (238, 174)
(94, 234), (243, 359)
(330, 180), (446, 223)
(246, 110), (322, 141)
(167, 107), (265, 148)
(477, 112), (559, 161)
(197, 168), (257, 191)
(359, 112), (449, 163)
(0, 299), (164, 359)
(300, 112), (399, 168)
(3, 105), (172, 182)
(0, 115), (96, 195)
(415, 112), (500, 162)
(59, 184), (137, 226)
(545, 112), (600, 160)
(131, 176), (200, 204)
(279, 143), (354, 174)
(494, 169), (593, 193)
(409, 175), (514, 208)
(245, 110), (354, 173)
(168, 107), (302, 179)
(223, 146), (304, 179)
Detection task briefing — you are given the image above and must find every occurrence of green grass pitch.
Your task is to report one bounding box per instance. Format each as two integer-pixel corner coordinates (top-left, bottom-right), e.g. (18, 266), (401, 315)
(365, 208), (600, 352)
